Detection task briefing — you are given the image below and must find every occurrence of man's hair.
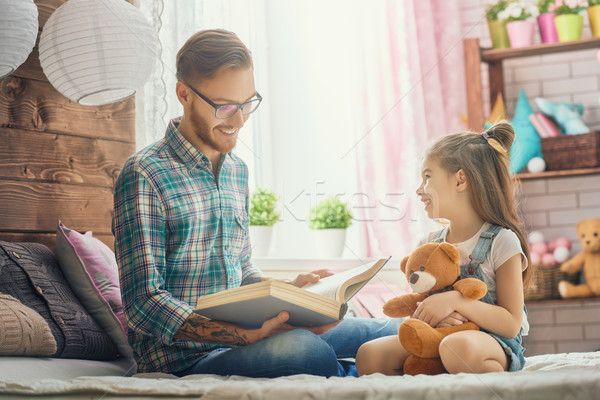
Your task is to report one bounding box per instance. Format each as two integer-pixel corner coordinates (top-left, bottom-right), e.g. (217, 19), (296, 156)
(425, 122), (533, 287)
(176, 29), (253, 83)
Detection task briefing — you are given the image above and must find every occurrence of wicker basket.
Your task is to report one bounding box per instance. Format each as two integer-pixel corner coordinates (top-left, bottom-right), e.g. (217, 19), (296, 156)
(524, 263), (579, 301)
(541, 131), (600, 171)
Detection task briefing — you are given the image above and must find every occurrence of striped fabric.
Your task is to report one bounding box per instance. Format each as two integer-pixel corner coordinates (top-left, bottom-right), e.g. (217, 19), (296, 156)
(112, 117), (261, 373)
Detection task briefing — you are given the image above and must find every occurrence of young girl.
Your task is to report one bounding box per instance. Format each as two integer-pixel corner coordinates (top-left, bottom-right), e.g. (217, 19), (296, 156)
(356, 122), (532, 375)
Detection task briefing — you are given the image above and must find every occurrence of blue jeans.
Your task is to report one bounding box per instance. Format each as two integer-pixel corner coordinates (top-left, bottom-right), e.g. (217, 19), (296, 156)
(176, 317), (402, 378)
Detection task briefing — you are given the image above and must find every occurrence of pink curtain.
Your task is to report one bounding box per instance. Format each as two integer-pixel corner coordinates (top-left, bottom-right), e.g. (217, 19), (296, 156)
(354, 0), (466, 257)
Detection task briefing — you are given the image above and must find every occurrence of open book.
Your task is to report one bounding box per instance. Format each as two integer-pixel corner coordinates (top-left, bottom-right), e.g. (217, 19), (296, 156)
(194, 257), (391, 328)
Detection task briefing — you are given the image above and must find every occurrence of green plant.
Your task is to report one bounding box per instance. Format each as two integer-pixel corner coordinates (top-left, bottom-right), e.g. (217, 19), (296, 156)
(588, 0), (600, 6)
(486, 0), (510, 20)
(549, 0), (589, 14)
(498, 1), (540, 21)
(309, 197), (353, 230)
(249, 186), (280, 226)
(537, 0), (555, 13)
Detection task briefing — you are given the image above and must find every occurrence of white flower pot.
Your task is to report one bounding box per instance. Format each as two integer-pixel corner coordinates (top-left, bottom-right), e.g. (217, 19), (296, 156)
(249, 225), (274, 257)
(314, 228), (346, 258)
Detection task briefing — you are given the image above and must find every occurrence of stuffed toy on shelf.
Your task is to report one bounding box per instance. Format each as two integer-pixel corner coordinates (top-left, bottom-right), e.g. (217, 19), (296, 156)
(382, 242), (487, 375)
(559, 218), (600, 299)
(534, 97), (590, 135)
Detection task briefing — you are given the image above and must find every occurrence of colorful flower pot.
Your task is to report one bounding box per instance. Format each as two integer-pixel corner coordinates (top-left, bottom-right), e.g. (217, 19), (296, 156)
(538, 12), (559, 43)
(555, 14), (584, 42)
(588, 5), (600, 37)
(506, 20), (536, 48)
(487, 19), (510, 49)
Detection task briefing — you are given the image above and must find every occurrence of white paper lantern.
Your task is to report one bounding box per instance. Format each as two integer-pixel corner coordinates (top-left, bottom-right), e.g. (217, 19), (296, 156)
(0, 0), (39, 78)
(38, 0), (157, 106)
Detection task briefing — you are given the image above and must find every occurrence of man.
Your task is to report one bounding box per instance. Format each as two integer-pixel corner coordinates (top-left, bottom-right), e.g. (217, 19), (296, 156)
(113, 29), (400, 378)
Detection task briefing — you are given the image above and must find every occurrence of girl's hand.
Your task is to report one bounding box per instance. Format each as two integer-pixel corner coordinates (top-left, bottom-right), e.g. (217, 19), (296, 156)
(412, 291), (463, 328)
(435, 311), (469, 328)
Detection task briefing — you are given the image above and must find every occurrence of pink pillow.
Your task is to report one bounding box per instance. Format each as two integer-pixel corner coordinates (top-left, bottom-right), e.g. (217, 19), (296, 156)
(55, 221), (132, 358)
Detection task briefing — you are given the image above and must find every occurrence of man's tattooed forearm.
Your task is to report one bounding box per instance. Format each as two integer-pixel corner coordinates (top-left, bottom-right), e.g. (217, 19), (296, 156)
(174, 313), (251, 345)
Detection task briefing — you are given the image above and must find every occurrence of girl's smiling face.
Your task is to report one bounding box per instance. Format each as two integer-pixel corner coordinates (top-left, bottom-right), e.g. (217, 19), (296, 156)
(416, 157), (457, 220)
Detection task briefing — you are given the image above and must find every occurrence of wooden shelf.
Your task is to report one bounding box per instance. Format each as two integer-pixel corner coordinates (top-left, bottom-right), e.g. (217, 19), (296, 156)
(481, 36), (600, 62)
(516, 167), (600, 180)
(526, 297), (600, 306)
(464, 36), (600, 132)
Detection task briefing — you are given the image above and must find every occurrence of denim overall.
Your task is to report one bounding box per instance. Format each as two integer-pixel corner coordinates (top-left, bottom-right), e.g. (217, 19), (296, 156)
(432, 224), (526, 371)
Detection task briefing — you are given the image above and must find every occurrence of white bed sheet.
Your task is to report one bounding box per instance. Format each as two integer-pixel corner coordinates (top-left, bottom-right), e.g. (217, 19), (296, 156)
(1, 352), (599, 400)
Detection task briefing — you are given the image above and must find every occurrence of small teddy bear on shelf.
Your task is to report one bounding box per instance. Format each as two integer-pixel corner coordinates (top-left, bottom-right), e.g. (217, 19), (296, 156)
(559, 218), (600, 299)
(382, 242), (487, 375)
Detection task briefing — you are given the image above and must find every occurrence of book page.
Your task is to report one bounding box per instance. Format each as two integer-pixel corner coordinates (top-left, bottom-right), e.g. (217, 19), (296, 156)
(302, 258), (389, 303)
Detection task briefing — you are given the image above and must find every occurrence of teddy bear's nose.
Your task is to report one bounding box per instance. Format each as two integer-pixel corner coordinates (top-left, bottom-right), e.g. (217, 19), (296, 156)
(587, 240), (591, 245)
(410, 273), (419, 284)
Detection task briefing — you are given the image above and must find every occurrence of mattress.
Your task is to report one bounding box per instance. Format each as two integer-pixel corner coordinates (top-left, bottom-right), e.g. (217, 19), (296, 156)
(0, 352), (599, 399)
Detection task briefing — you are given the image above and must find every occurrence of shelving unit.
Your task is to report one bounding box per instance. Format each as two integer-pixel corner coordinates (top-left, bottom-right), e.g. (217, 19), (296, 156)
(463, 37), (600, 179)
(463, 36), (600, 132)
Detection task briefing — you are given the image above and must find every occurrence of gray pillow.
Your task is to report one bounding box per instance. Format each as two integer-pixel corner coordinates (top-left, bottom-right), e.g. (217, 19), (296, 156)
(0, 240), (119, 360)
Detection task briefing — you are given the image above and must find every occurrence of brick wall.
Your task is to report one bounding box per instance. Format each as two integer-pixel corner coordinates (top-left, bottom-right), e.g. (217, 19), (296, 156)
(523, 299), (600, 356)
(460, 0), (600, 131)
(520, 175), (600, 254)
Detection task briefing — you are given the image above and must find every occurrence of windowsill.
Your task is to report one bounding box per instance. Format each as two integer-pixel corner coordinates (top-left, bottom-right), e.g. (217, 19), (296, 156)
(251, 256), (398, 271)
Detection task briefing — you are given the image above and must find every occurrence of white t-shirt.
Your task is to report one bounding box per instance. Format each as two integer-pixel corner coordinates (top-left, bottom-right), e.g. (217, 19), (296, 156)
(419, 222), (529, 335)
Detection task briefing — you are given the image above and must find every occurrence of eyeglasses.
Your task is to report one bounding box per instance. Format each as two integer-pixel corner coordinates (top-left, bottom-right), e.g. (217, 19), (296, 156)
(183, 81), (262, 119)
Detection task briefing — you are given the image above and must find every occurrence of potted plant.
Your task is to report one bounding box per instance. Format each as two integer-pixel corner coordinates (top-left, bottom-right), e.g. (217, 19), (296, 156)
(537, 0), (560, 42)
(588, 0), (600, 36)
(486, 0), (511, 48)
(309, 197), (353, 258)
(249, 186), (280, 257)
(549, 0), (589, 42)
(498, 1), (540, 48)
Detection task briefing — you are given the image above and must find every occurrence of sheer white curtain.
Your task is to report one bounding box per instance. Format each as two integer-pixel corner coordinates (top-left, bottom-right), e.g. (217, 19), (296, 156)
(135, 0), (270, 190)
(133, 1), (466, 259)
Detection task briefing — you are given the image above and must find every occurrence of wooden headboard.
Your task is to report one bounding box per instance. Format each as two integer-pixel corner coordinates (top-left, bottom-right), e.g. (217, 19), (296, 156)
(0, 0), (136, 252)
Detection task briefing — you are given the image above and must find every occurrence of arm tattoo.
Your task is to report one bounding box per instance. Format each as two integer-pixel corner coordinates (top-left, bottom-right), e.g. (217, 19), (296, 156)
(173, 313), (251, 346)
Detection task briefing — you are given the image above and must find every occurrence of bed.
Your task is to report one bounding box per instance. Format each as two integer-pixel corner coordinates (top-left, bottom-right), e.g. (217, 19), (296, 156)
(0, 352), (599, 399)
(1, 239), (599, 400)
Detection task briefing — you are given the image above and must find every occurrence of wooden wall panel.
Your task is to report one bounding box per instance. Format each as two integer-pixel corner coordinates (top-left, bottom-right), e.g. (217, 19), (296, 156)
(0, 0), (137, 252)
(0, 128), (134, 187)
(0, 233), (115, 254)
(0, 77), (134, 142)
(0, 181), (114, 233)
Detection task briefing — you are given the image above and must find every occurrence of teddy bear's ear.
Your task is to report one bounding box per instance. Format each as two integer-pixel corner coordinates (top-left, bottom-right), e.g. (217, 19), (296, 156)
(400, 256), (410, 273)
(439, 242), (460, 265)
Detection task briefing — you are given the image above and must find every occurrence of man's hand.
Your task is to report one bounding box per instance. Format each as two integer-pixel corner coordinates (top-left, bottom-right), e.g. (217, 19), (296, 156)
(245, 311), (341, 343)
(290, 269), (334, 288)
(175, 311), (341, 346)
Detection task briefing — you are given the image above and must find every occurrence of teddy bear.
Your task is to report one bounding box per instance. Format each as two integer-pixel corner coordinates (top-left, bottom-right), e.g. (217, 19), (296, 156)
(382, 242), (488, 375)
(559, 218), (600, 298)
(534, 97), (590, 135)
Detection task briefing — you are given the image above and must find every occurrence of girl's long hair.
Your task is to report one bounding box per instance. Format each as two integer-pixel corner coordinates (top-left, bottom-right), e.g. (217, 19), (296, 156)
(425, 121), (533, 287)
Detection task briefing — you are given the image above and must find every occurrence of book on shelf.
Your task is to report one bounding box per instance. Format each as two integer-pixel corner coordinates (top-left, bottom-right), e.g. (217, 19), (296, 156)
(536, 112), (561, 137)
(194, 257), (391, 328)
(529, 112), (561, 138)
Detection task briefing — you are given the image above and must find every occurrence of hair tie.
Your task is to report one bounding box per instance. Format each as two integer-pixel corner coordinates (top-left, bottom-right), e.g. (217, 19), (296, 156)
(482, 131), (508, 157)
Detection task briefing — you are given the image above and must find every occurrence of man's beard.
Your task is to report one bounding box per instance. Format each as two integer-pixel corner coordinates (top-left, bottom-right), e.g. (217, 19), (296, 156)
(189, 108), (236, 154)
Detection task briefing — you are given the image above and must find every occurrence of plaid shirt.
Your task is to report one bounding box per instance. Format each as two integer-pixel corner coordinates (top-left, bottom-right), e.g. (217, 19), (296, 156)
(112, 117), (261, 374)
